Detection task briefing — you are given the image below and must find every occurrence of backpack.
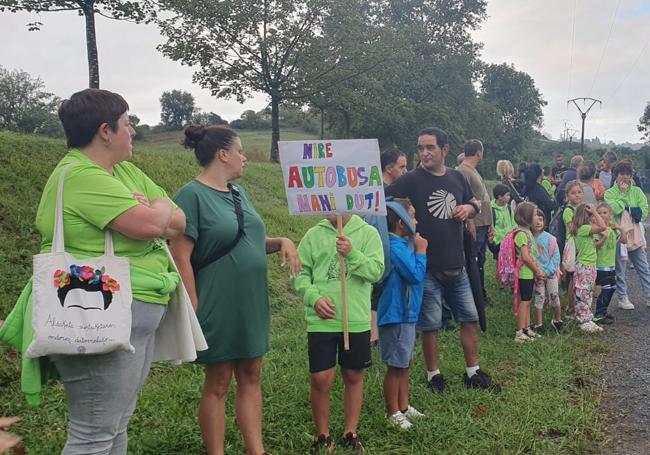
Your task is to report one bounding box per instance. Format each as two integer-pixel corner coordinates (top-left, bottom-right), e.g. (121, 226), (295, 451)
(363, 214), (391, 289)
(497, 228), (529, 314)
(549, 204), (573, 257)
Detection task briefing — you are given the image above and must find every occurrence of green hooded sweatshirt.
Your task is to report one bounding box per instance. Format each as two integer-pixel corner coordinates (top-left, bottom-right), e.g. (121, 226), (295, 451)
(491, 200), (516, 245)
(604, 183), (648, 223)
(293, 215), (384, 333)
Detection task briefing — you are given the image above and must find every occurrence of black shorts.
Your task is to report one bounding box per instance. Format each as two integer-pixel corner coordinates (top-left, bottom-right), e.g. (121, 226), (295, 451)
(596, 270), (616, 287)
(518, 278), (534, 301)
(307, 331), (372, 373)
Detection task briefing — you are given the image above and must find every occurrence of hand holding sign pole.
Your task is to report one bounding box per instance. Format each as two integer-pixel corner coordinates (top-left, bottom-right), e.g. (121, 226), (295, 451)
(279, 139), (386, 350)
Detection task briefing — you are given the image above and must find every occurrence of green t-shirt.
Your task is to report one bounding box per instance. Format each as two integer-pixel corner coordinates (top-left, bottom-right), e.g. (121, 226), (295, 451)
(515, 230), (536, 280)
(563, 206), (575, 240)
(35, 150), (173, 304)
(596, 227), (617, 268)
(574, 224), (597, 266)
(541, 177), (555, 198)
(174, 180), (270, 363)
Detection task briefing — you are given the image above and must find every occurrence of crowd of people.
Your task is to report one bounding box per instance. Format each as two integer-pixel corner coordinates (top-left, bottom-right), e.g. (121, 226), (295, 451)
(0, 88), (648, 455)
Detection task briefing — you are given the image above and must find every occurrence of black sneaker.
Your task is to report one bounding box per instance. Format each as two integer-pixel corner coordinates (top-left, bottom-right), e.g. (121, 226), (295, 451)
(593, 315), (615, 325)
(463, 369), (501, 392)
(427, 373), (446, 393)
(311, 434), (335, 454)
(533, 324), (546, 335)
(341, 432), (364, 454)
(551, 320), (564, 333)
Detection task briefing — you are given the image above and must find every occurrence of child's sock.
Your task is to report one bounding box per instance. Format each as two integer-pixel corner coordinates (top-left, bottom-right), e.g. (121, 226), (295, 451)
(466, 366), (479, 378)
(427, 369), (441, 381)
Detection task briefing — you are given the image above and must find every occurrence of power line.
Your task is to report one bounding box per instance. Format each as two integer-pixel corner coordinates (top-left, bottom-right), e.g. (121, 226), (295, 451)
(606, 35), (650, 104)
(568, 97), (602, 153)
(589, 0), (621, 96)
(566, 0), (578, 117)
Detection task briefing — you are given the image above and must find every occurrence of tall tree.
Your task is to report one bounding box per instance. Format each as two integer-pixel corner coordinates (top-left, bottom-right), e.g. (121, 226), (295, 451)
(0, 0), (149, 88)
(638, 102), (650, 142)
(155, 0), (378, 161)
(159, 89), (195, 130)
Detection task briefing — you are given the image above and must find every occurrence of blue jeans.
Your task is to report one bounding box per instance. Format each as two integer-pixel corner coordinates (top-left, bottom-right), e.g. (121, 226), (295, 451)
(416, 269), (479, 332)
(51, 300), (165, 455)
(474, 226), (489, 299)
(615, 241), (650, 300)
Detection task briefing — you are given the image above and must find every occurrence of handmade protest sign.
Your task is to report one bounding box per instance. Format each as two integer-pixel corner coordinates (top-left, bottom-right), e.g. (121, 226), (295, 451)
(278, 139), (386, 216)
(280, 139), (385, 350)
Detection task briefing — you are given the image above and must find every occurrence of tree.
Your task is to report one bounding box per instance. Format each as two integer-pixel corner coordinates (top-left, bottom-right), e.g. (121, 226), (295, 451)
(191, 109), (228, 126)
(0, 65), (62, 136)
(638, 102), (650, 142)
(155, 0), (378, 161)
(159, 90), (195, 130)
(0, 0), (149, 88)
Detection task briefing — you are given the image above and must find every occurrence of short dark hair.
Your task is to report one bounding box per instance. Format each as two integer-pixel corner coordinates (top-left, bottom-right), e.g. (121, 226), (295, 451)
(542, 165), (551, 176)
(380, 149), (405, 172)
(555, 153), (564, 159)
(183, 124), (239, 167)
(493, 183), (510, 199)
(418, 127), (448, 148)
(613, 161), (633, 178)
(58, 88), (129, 148)
(463, 139), (483, 157)
(386, 198), (413, 233)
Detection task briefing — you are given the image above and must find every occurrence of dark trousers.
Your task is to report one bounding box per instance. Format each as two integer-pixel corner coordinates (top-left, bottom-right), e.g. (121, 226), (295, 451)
(474, 225), (489, 299)
(595, 270), (616, 317)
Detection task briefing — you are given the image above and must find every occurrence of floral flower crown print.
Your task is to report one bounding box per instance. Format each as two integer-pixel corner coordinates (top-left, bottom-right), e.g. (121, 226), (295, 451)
(54, 265), (120, 310)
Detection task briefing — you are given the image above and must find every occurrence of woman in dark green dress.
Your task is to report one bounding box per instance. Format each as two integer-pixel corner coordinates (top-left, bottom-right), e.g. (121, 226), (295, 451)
(170, 125), (300, 455)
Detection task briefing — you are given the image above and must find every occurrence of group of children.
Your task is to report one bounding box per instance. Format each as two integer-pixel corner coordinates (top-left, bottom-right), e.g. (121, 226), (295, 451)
(491, 179), (628, 343)
(291, 174), (631, 452)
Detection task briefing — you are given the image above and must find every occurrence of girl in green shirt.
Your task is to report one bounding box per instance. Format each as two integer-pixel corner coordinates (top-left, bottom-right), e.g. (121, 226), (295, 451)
(569, 203), (607, 332)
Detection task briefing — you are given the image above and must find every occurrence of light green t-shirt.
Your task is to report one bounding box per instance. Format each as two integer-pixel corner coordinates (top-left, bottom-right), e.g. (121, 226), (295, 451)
(35, 150), (173, 304)
(596, 227), (617, 268)
(563, 206), (575, 240)
(574, 224), (597, 266)
(515, 230), (536, 280)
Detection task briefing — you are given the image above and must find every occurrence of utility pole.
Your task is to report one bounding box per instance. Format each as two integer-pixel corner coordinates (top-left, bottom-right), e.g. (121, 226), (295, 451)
(567, 97), (602, 154)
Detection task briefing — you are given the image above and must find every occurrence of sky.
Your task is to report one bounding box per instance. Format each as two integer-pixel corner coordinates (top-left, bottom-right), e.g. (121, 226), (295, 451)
(1, 0), (649, 144)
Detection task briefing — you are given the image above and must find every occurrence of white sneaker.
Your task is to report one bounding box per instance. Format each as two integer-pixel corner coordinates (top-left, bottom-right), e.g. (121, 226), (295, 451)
(579, 321), (604, 333)
(618, 297), (635, 310)
(514, 331), (533, 343)
(388, 411), (412, 430)
(525, 328), (541, 338)
(403, 405), (425, 419)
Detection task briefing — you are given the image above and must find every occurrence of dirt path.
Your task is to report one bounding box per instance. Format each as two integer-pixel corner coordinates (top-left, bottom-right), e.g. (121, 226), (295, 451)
(599, 226), (650, 455)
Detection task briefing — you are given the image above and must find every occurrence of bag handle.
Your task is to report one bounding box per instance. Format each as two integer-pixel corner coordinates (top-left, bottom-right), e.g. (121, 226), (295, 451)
(52, 164), (115, 256)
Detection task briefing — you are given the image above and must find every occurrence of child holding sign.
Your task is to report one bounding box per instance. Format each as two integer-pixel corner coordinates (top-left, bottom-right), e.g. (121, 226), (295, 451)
(293, 214), (384, 453)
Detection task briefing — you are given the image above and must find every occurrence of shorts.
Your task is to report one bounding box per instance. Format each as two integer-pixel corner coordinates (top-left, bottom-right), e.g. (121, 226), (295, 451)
(307, 331), (371, 373)
(596, 270), (616, 287)
(416, 269), (479, 332)
(378, 323), (416, 369)
(518, 278), (534, 301)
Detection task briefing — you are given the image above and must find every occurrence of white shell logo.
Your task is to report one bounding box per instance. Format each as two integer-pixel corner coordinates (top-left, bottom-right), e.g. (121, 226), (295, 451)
(427, 190), (457, 219)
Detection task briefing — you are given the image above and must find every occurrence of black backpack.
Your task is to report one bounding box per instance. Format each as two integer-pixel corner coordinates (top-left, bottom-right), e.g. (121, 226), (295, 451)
(549, 204), (573, 255)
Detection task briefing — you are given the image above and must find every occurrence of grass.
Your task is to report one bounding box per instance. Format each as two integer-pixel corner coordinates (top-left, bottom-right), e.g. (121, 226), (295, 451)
(0, 130), (608, 454)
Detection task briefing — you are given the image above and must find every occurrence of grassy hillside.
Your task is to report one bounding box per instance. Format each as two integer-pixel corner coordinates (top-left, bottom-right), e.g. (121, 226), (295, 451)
(0, 131), (607, 454)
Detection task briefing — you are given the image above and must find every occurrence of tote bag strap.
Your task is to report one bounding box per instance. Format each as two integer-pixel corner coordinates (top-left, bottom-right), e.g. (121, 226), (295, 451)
(51, 163), (115, 256)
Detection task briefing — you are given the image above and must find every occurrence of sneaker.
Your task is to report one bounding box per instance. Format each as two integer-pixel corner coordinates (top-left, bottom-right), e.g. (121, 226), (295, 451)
(579, 321), (604, 333)
(427, 373), (446, 393)
(618, 297), (635, 310)
(551, 320), (564, 333)
(593, 315), (614, 325)
(533, 324), (546, 335)
(311, 434), (335, 454)
(387, 411), (412, 430)
(341, 432), (364, 454)
(463, 369), (502, 392)
(524, 327), (541, 338)
(402, 405), (425, 419)
(514, 331), (533, 343)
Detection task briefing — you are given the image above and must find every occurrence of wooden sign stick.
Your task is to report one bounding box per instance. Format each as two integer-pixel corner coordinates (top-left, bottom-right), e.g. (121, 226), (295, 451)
(337, 215), (350, 351)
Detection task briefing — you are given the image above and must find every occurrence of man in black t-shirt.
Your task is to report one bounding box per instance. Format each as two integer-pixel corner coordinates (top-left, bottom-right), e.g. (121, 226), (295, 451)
(551, 153), (568, 184)
(386, 127), (500, 393)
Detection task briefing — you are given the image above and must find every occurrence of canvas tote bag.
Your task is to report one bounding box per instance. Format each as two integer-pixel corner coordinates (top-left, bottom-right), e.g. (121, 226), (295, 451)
(621, 210), (647, 252)
(27, 165), (134, 357)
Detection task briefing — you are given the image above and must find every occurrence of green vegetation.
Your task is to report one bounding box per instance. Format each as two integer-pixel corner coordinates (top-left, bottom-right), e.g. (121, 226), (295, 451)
(0, 131), (606, 454)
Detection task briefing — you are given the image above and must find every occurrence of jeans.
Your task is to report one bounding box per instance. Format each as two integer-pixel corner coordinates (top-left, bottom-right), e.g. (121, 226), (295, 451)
(595, 270), (616, 318)
(615, 241), (650, 300)
(474, 226), (489, 299)
(51, 300), (165, 455)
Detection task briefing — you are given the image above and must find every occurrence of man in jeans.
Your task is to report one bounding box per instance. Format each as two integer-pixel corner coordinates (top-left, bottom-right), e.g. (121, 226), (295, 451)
(457, 139), (493, 304)
(386, 127), (500, 393)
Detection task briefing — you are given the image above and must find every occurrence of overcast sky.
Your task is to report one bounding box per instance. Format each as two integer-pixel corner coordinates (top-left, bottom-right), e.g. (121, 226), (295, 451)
(1, 0), (649, 143)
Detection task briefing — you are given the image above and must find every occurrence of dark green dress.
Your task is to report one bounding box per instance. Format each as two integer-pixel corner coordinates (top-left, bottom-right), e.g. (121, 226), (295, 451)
(174, 180), (269, 363)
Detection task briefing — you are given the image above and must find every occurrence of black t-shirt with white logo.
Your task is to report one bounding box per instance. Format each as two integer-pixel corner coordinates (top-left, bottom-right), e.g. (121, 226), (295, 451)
(386, 167), (473, 272)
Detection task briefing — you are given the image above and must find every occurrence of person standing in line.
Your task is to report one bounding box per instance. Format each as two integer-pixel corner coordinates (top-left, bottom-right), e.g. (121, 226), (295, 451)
(522, 163), (557, 226)
(551, 153), (568, 185)
(556, 155), (584, 205)
(598, 151), (618, 190)
(496, 160), (524, 205)
(457, 139), (493, 304)
(386, 127), (500, 394)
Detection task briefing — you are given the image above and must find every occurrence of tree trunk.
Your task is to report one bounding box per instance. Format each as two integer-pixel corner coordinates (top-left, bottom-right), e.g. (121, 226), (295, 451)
(320, 106), (324, 140)
(83, 2), (100, 88)
(342, 110), (351, 139)
(270, 93), (280, 162)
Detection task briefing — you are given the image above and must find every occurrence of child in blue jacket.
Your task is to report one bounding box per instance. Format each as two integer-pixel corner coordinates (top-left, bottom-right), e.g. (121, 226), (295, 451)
(532, 209), (563, 333)
(377, 199), (427, 430)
